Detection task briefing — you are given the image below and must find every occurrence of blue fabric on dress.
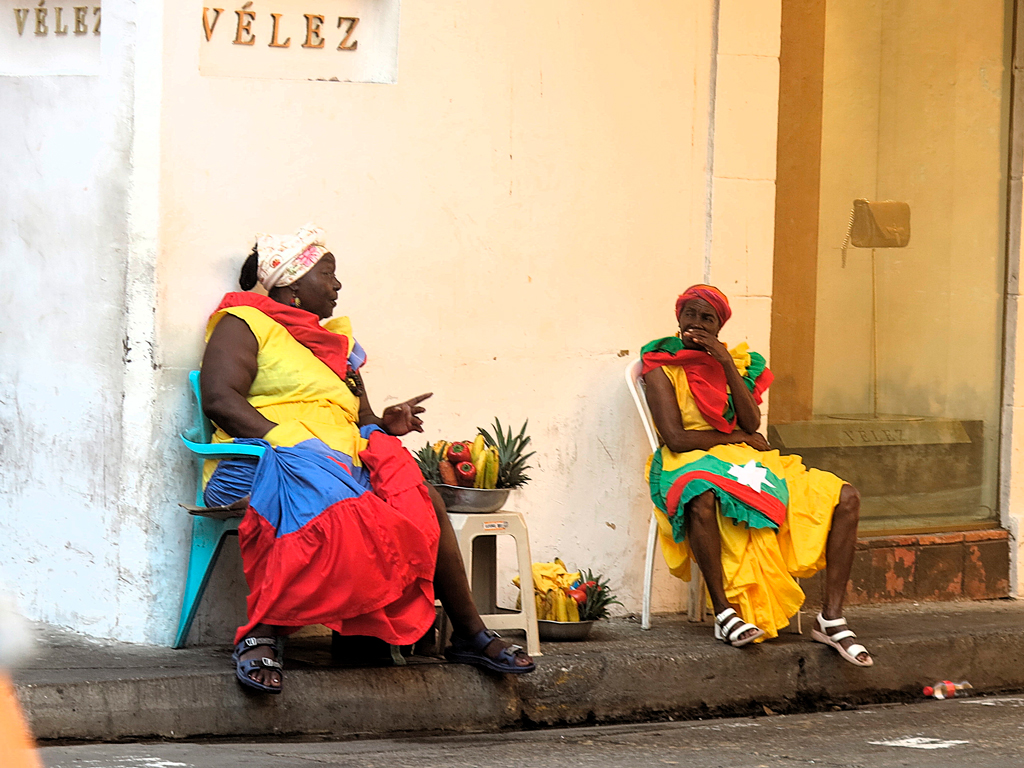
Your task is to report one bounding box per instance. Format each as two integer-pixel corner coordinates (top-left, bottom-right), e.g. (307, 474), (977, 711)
(349, 339), (367, 371)
(203, 455), (260, 508)
(203, 426), (382, 510)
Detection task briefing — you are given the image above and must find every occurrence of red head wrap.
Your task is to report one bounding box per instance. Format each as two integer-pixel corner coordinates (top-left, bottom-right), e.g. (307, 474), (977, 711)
(675, 284), (731, 327)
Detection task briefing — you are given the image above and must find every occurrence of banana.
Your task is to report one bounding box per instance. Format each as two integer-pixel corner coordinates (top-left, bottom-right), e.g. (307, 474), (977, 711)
(433, 440), (450, 457)
(535, 592), (545, 620)
(567, 594), (580, 622)
(471, 434), (486, 462)
(555, 590), (569, 622)
(473, 451), (488, 488)
(480, 449), (492, 489)
(544, 590), (555, 621)
(485, 446), (500, 489)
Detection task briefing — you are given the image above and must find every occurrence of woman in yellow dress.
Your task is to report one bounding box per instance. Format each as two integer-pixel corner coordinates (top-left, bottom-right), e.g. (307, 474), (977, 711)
(642, 285), (872, 666)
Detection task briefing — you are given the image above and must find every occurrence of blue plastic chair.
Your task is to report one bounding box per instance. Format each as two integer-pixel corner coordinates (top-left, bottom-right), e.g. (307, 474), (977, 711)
(173, 370), (266, 648)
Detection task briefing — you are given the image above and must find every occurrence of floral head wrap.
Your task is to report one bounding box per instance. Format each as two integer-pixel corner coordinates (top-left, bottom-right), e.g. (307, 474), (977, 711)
(255, 222), (327, 290)
(675, 284), (731, 326)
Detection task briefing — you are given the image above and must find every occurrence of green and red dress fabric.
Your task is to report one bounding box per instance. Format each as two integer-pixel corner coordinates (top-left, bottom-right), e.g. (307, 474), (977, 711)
(641, 336), (773, 432)
(648, 452), (789, 544)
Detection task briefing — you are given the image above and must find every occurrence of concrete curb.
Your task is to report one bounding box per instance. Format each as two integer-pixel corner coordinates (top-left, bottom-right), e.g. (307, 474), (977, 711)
(16, 603), (1024, 742)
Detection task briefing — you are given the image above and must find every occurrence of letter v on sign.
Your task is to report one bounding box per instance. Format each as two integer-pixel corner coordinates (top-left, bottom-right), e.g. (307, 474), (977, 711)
(203, 7), (224, 41)
(15, 8), (30, 36)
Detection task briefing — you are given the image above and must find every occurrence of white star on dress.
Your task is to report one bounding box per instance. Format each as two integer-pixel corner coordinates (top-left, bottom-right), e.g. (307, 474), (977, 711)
(727, 460), (773, 493)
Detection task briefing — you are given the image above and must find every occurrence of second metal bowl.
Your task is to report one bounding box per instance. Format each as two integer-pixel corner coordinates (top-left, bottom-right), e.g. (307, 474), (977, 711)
(537, 619), (596, 641)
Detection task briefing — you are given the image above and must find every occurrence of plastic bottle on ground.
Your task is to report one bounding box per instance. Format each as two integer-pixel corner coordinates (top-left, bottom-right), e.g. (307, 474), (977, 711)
(922, 680), (973, 699)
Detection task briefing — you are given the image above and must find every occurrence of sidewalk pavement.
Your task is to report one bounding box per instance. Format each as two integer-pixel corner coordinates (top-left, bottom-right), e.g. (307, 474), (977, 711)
(14, 600), (1024, 743)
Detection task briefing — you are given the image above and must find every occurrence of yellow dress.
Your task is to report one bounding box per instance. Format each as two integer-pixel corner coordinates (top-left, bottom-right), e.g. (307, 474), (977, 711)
(644, 345), (846, 638)
(203, 304), (366, 485)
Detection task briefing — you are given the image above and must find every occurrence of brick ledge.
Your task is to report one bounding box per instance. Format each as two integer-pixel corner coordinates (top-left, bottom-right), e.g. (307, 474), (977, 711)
(801, 527), (1010, 606)
(857, 528), (1008, 549)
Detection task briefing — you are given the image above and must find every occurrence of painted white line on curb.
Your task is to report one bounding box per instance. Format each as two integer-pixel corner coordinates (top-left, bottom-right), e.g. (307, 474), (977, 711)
(869, 737), (970, 750)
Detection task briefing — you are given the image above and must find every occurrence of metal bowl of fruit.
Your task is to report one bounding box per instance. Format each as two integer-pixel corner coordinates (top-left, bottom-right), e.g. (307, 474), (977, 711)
(538, 619), (595, 641)
(416, 420), (533, 513)
(431, 485), (511, 513)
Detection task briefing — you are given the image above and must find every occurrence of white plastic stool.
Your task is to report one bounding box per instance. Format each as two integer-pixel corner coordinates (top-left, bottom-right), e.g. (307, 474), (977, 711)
(447, 511), (541, 658)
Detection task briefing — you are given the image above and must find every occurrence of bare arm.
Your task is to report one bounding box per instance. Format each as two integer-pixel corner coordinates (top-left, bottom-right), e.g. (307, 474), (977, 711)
(681, 329), (761, 434)
(643, 366), (769, 453)
(200, 314), (277, 439)
(353, 370), (433, 436)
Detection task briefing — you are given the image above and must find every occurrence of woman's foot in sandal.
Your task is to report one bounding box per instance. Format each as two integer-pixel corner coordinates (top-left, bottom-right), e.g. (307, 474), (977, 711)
(233, 635), (283, 693)
(811, 613), (873, 667)
(445, 629), (536, 674)
(714, 607), (764, 647)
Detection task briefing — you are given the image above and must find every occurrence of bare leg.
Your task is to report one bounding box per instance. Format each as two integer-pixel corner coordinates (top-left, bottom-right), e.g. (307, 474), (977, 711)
(427, 486), (533, 667)
(685, 490), (759, 642)
(237, 622), (281, 689)
(820, 484), (871, 664)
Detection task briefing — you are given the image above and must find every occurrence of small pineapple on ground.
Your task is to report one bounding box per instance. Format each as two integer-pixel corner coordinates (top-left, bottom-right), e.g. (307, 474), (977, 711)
(577, 569), (622, 621)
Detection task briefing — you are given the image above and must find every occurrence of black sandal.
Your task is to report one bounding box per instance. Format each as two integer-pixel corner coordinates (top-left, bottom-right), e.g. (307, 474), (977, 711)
(232, 636), (283, 694)
(444, 629), (536, 674)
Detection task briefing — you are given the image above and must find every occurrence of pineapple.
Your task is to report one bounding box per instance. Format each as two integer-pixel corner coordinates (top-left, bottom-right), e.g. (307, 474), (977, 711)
(477, 419), (534, 489)
(413, 442), (443, 484)
(578, 569), (622, 621)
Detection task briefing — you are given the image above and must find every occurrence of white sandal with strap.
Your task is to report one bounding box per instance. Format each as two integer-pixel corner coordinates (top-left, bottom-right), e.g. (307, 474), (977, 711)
(811, 614), (873, 667)
(714, 607), (765, 647)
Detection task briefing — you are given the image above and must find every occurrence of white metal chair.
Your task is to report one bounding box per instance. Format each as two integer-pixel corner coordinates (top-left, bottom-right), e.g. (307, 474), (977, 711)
(625, 358), (708, 629)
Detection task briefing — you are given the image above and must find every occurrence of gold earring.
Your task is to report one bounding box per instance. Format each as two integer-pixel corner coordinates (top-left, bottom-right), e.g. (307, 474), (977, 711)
(292, 294), (301, 307)
(675, 330), (682, 339)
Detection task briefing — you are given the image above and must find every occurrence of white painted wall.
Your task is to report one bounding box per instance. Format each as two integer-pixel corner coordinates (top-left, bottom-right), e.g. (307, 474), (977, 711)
(0, 0), (166, 640)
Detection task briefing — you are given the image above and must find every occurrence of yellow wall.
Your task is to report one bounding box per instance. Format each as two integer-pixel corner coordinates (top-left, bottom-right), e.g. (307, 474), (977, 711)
(815, 0), (1008, 418)
(813, 0), (1009, 512)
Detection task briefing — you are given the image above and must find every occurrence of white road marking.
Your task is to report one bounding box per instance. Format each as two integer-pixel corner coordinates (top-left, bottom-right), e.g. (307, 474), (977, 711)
(691, 721), (760, 731)
(961, 696), (1024, 707)
(868, 736), (969, 750)
(45, 757), (190, 768)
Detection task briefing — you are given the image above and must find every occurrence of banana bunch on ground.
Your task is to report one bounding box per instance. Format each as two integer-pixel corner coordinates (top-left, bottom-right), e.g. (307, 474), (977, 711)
(428, 435), (500, 488)
(514, 559), (583, 622)
(531, 558), (582, 621)
(536, 585), (581, 622)
(514, 559), (621, 623)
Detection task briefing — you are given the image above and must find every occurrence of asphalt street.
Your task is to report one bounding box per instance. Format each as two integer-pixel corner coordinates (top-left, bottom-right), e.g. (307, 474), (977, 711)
(38, 694), (1024, 767)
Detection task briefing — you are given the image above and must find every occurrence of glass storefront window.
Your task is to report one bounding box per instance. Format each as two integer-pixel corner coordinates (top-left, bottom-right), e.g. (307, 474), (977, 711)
(772, 0), (1011, 534)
